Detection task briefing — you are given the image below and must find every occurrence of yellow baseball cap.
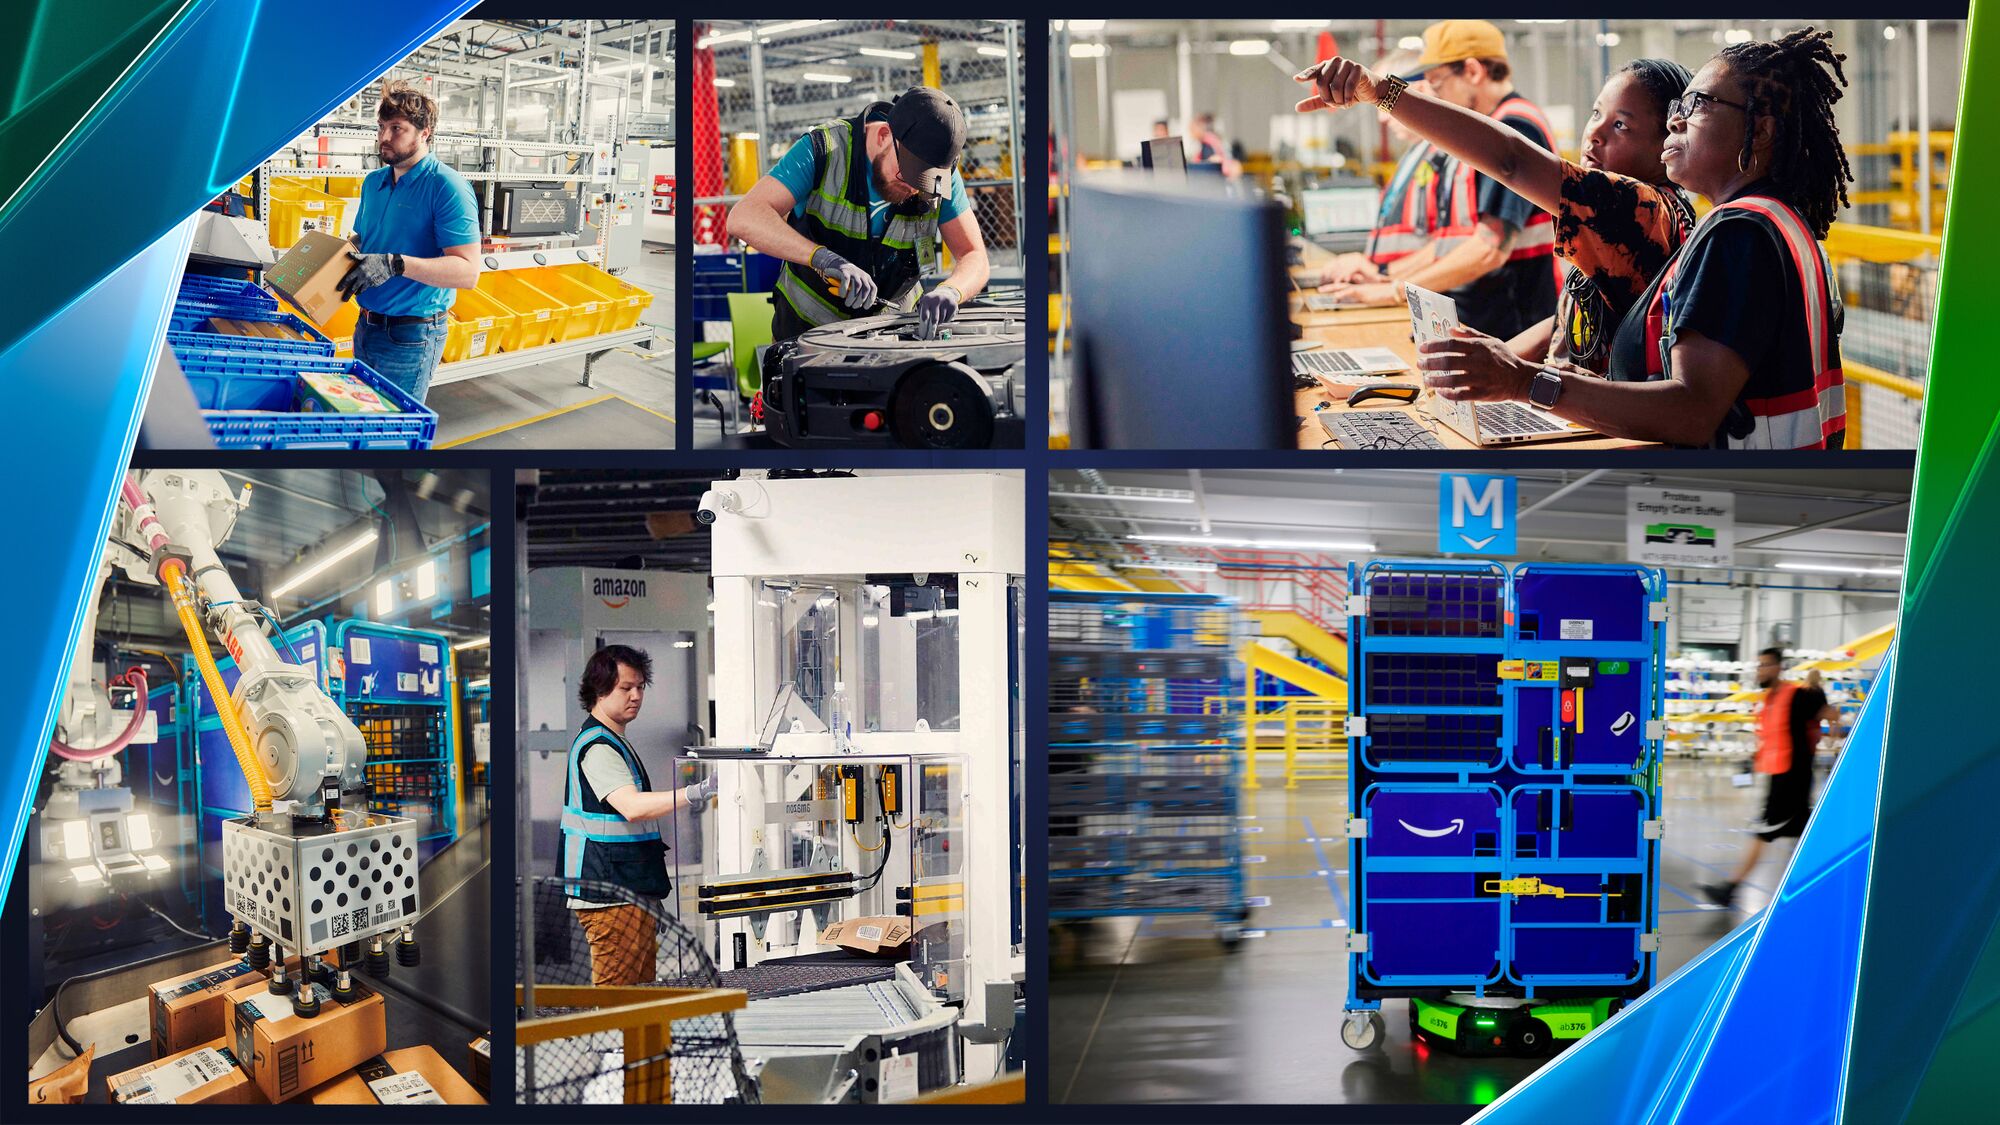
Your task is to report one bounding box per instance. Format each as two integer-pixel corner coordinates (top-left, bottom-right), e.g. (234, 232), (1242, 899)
(1404, 20), (1508, 77)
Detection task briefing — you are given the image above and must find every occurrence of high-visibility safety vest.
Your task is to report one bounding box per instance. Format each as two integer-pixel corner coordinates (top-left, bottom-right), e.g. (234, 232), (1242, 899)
(1640, 195), (1846, 450)
(1755, 681), (1803, 776)
(772, 110), (943, 341)
(1366, 141), (1445, 265)
(1432, 95), (1558, 266)
(561, 720), (671, 899)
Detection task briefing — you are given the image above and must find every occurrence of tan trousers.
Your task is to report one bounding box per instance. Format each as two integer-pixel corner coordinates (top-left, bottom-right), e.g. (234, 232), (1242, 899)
(576, 904), (657, 986)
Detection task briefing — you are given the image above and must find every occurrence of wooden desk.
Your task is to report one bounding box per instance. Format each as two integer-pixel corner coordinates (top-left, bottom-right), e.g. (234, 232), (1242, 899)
(1291, 303), (1654, 451)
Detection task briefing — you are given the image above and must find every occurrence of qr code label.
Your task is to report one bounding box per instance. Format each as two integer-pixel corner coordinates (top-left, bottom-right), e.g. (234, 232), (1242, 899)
(331, 913), (350, 937)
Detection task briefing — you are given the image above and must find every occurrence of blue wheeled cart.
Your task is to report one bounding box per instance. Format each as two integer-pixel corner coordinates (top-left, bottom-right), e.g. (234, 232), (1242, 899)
(1048, 591), (1252, 946)
(1339, 560), (1666, 1053)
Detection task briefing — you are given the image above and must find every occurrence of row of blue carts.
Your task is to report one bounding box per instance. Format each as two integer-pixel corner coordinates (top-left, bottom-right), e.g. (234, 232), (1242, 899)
(1048, 561), (1669, 1057)
(166, 273), (437, 449)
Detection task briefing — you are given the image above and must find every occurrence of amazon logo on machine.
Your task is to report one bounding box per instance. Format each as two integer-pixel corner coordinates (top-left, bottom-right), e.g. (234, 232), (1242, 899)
(594, 575), (646, 609)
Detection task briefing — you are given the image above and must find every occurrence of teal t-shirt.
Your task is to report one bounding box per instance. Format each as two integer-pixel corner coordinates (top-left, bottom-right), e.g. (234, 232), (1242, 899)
(351, 154), (480, 317)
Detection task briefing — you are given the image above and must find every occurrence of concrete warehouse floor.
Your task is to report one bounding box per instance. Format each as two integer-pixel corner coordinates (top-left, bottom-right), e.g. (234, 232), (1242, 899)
(1049, 756), (1826, 1106)
(431, 245), (676, 449)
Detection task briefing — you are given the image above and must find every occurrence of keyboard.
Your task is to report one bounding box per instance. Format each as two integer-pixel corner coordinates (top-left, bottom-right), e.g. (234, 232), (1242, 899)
(1304, 295), (1365, 312)
(1319, 410), (1446, 450)
(1474, 402), (1571, 437)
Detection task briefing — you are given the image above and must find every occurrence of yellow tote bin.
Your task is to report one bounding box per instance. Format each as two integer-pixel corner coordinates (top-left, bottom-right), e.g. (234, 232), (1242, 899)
(478, 271), (570, 349)
(551, 263), (653, 331)
(524, 269), (612, 340)
(267, 177), (349, 249)
(444, 287), (518, 362)
(274, 294), (358, 357)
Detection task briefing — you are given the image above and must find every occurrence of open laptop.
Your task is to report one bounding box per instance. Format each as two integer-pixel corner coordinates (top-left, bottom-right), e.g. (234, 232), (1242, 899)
(1141, 136), (1188, 178)
(1291, 344), (1411, 386)
(1406, 283), (1599, 446)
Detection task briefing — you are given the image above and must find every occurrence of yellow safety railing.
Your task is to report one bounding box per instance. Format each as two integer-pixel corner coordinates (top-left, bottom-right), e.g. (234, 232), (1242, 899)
(1825, 222), (1939, 449)
(515, 985), (748, 1105)
(1213, 693), (1348, 791)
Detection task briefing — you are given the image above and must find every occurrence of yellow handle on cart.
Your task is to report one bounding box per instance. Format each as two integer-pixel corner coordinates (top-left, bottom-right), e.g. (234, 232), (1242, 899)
(1483, 877), (1617, 900)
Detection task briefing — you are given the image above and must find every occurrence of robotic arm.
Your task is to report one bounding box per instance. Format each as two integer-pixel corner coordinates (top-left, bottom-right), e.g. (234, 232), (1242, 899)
(120, 469), (365, 819)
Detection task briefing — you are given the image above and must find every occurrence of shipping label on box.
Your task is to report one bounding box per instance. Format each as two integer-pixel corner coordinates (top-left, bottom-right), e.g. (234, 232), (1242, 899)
(819, 915), (912, 955)
(149, 957), (260, 1056)
(109, 1038), (265, 1105)
(301, 1045), (486, 1104)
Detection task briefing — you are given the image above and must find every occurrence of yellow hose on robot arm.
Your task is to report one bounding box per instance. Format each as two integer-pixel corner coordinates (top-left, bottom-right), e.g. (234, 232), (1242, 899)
(123, 477), (273, 813)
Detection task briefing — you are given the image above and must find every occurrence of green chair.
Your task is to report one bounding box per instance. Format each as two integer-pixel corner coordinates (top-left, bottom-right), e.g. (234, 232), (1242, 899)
(727, 291), (775, 401)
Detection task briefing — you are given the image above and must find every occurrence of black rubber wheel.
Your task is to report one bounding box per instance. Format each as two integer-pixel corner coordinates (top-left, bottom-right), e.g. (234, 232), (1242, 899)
(890, 363), (994, 449)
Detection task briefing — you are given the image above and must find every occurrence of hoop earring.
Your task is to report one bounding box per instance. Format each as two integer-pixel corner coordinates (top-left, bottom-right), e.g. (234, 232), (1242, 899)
(1737, 151), (1751, 173)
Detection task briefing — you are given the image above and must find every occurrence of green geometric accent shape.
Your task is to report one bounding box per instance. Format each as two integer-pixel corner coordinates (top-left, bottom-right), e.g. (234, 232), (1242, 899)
(0, 1), (187, 215)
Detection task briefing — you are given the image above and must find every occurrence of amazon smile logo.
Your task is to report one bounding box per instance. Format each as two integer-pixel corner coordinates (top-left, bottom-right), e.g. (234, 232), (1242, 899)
(1399, 818), (1465, 838)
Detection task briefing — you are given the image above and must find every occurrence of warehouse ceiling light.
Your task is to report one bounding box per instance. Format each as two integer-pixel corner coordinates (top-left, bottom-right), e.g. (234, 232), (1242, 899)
(977, 46), (1010, 57)
(698, 29), (752, 49)
(1230, 39), (1272, 56)
(803, 71), (854, 83)
(1068, 20), (1107, 33)
(1775, 561), (1904, 577)
(453, 636), (490, 651)
(713, 77), (737, 87)
(1119, 561), (1220, 574)
(859, 47), (917, 60)
(1071, 43), (1108, 58)
(1127, 533), (1376, 552)
(269, 527), (379, 600)
(1398, 36), (1425, 50)
(1049, 485), (1195, 504)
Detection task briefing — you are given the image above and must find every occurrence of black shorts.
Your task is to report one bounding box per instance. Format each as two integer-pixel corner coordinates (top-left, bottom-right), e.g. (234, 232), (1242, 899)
(1758, 769), (1813, 841)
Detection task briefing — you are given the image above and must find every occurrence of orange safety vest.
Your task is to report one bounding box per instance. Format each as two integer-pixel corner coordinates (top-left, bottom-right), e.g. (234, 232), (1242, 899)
(1366, 141), (1443, 266)
(1432, 95), (1557, 269)
(1755, 681), (1801, 775)
(1643, 195), (1846, 449)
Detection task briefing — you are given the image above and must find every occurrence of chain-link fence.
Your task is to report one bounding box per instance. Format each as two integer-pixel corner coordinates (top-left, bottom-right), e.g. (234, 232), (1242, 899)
(1837, 255), (1935, 451)
(517, 877), (758, 1105)
(694, 20), (1026, 274)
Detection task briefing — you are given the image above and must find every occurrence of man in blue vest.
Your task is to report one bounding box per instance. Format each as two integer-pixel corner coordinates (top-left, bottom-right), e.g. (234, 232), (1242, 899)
(336, 80), (482, 404)
(562, 644), (715, 985)
(726, 86), (990, 342)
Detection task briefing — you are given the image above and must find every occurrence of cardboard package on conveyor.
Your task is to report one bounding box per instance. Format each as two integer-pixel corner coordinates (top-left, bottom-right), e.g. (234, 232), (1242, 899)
(820, 916), (912, 956)
(296, 368), (395, 414)
(148, 956), (264, 1056)
(298, 1044), (487, 1104)
(203, 316), (314, 342)
(107, 1037), (267, 1105)
(226, 978), (387, 1102)
(264, 230), (354, 326)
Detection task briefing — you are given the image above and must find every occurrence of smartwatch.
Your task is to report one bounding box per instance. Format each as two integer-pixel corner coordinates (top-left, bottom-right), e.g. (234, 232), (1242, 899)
(1529, 369), (1563, 409)
(391, 253), (406, 277)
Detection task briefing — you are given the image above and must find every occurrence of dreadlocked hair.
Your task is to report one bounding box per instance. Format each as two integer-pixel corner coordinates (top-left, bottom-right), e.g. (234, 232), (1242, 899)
(1718, 27), (1853, 239)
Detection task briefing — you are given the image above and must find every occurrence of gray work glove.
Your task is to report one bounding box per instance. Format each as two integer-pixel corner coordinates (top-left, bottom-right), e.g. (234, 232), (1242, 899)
(916, 284), (963, 340)
(337, 249), (397, 301)
(810, 246), (877, 310)
(684, 776), (717, 806)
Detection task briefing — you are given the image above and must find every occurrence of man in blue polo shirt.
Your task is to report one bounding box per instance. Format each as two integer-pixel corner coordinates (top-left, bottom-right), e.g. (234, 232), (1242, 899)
(726, 87), (990, 342)
(337, 80), (481, 402)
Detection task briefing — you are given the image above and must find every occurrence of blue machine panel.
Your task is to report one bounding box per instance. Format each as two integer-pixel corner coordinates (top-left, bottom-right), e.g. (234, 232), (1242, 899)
(334, 621), (446, 704)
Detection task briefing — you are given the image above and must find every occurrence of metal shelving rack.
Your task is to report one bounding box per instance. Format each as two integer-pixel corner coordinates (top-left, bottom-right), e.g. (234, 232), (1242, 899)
(1047, 591), (1252, 946)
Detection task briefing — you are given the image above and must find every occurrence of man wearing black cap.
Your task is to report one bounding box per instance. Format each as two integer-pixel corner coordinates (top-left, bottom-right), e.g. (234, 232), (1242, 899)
(726, 86), (989, 341)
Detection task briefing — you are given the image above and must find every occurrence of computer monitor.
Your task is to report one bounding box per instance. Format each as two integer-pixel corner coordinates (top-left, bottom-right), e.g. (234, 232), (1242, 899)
(1141, 136), (1187, 177)
(1302, 185), (1380, 235)
(1068, 176), (1293, 449)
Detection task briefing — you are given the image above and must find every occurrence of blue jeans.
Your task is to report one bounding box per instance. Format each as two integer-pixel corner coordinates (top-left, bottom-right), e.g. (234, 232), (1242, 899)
(353, 311), (449, 404)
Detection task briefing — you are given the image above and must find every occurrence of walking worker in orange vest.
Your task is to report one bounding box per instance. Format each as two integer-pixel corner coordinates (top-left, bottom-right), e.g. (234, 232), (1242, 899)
(1702, 647), (1839, 909)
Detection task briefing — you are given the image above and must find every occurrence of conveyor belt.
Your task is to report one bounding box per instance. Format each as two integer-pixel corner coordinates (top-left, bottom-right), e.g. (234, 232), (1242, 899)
(716, 959), (895, 1001)
(733, 977), (933, 1055)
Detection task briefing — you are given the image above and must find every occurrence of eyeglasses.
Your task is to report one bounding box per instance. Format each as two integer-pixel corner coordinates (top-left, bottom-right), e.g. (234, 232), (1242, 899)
(1667, 90), (1751, 122)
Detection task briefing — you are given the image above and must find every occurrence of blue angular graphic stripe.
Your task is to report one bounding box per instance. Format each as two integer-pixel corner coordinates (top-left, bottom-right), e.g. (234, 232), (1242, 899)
(0, 0), (474, 898)
(1472, 651), (1892, 1124)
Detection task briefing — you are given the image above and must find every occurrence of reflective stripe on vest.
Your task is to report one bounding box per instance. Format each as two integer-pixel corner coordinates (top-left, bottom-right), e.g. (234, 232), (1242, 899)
(777, 114), (942, 328)
(561, 808), (662, 842)
(1651, 196), (1846, 450)
(1755, 681), (1800, 775)
(1431, 97), (1556, 262)
(1367, 143), (1439, 264)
